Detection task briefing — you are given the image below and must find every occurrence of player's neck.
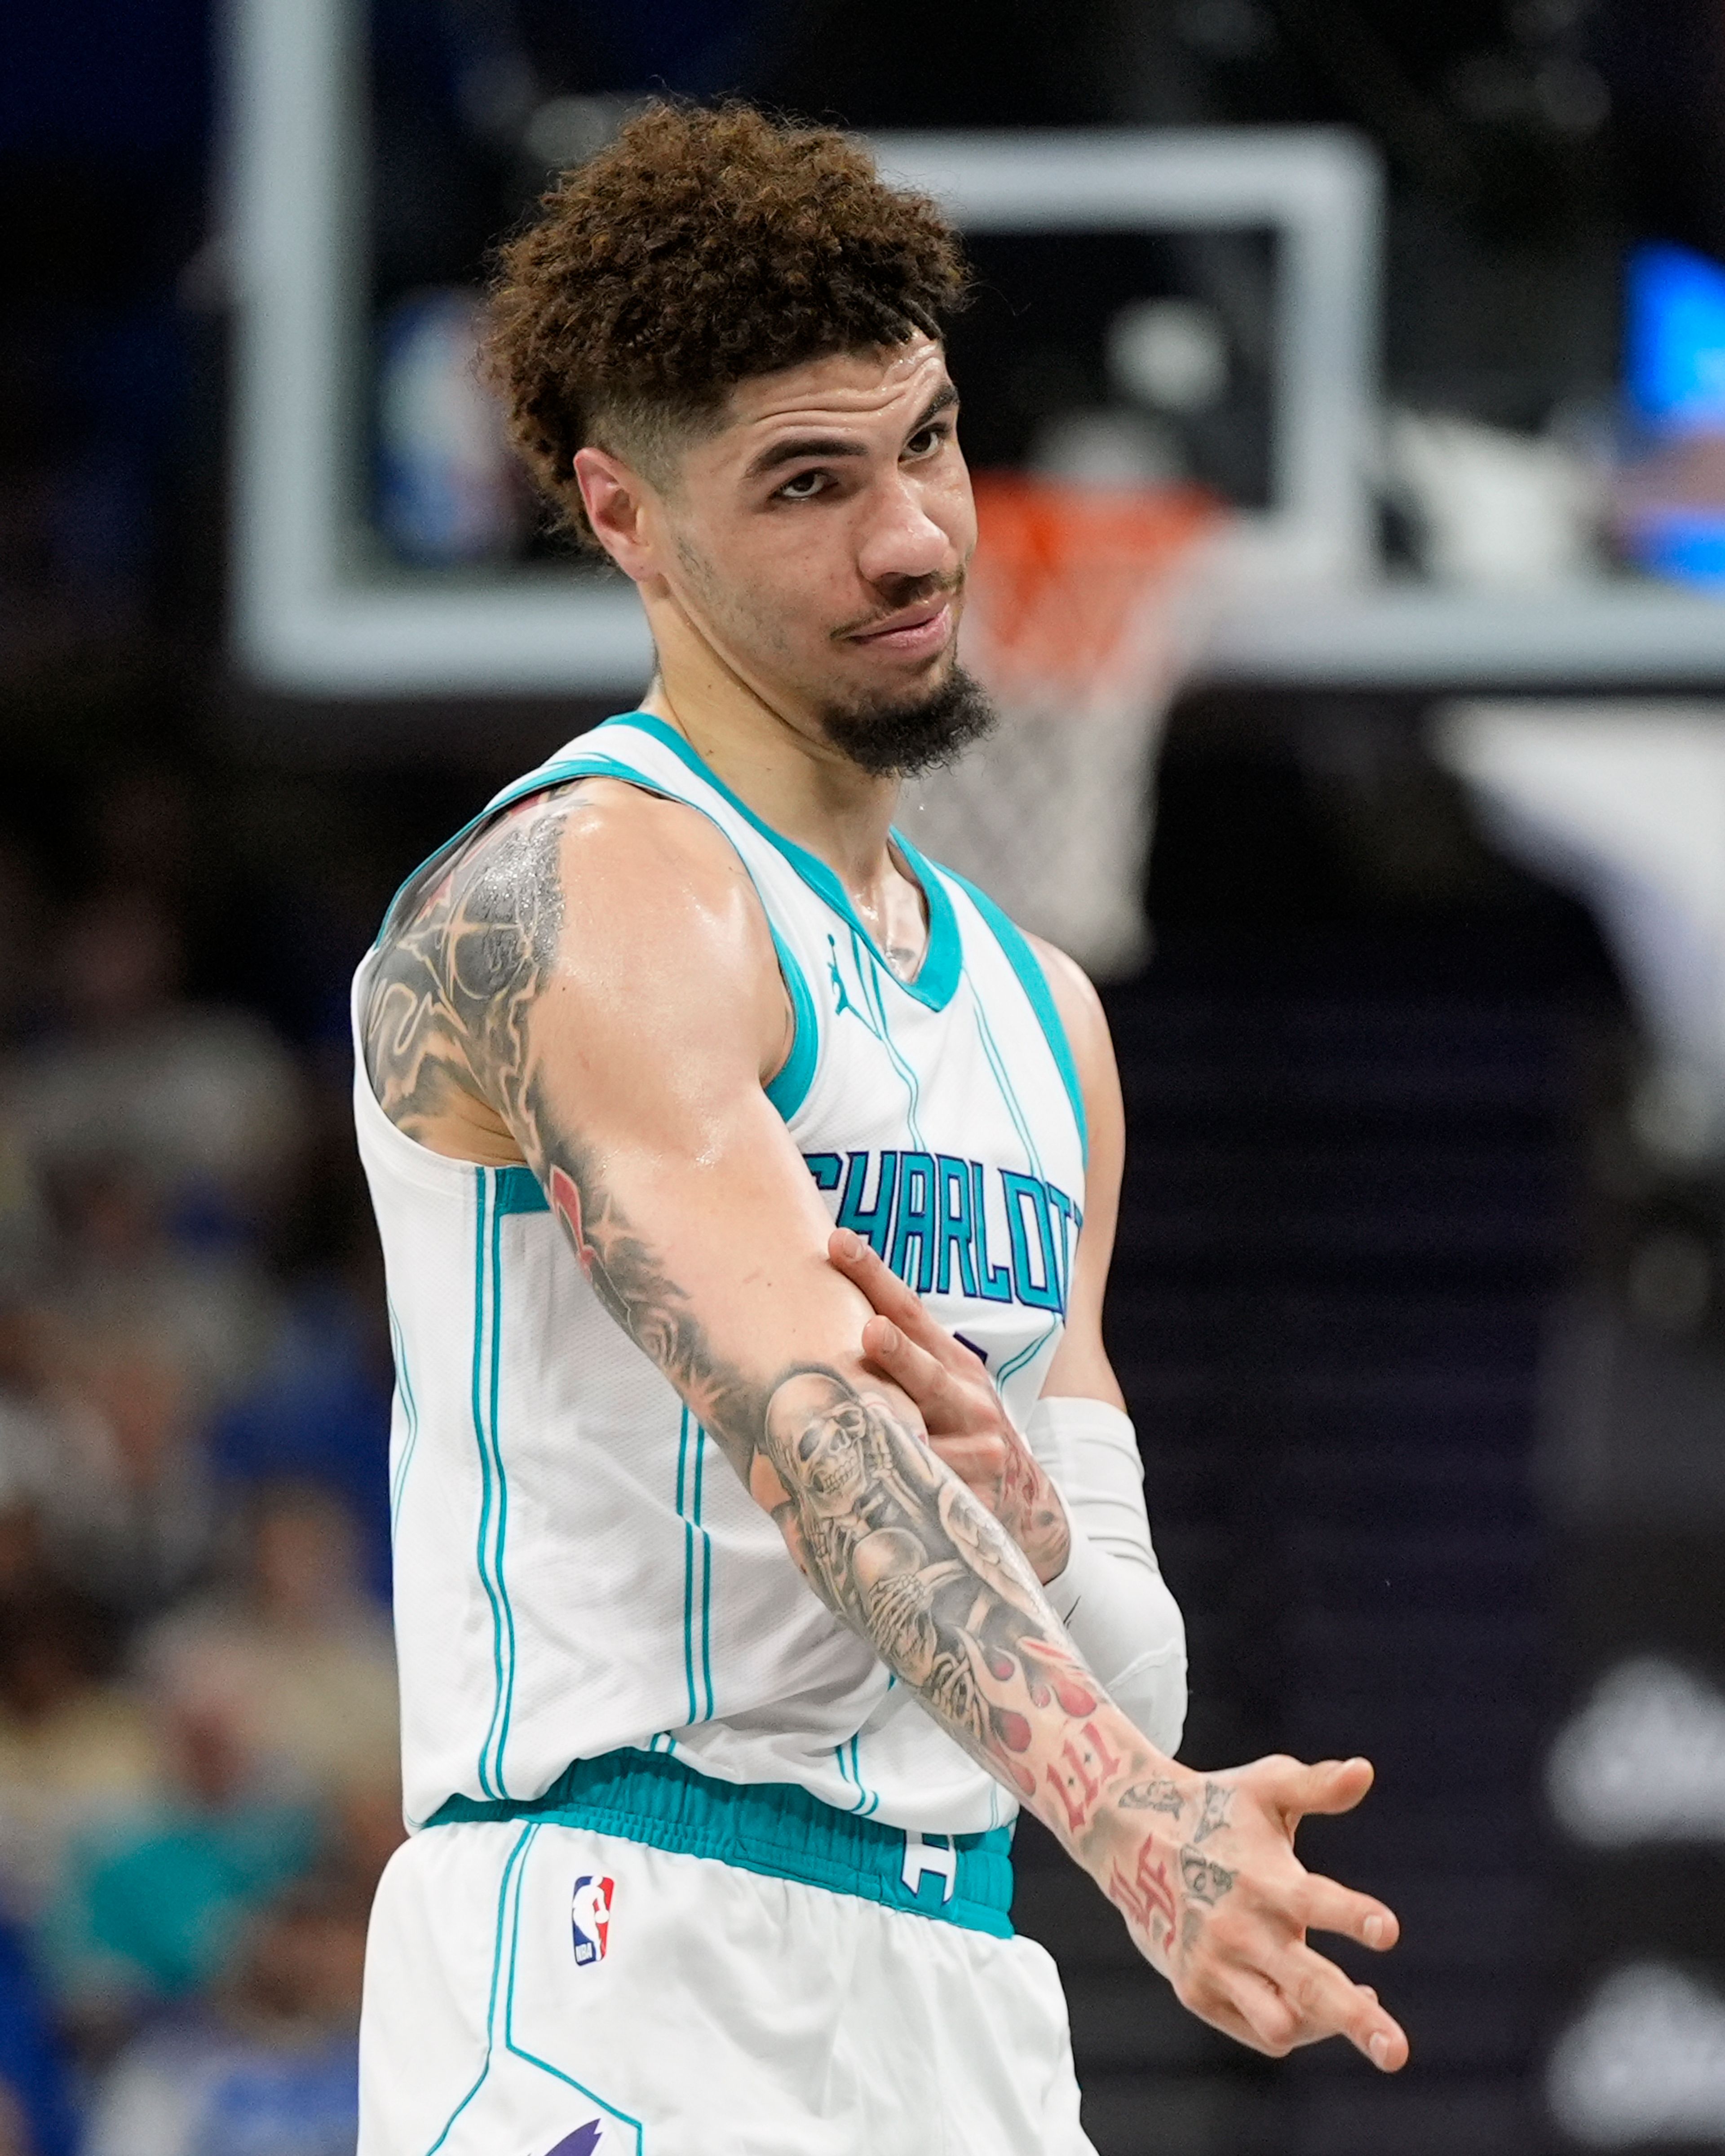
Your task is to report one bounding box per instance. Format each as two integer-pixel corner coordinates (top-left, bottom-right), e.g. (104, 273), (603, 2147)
(640, 654), (903, 900)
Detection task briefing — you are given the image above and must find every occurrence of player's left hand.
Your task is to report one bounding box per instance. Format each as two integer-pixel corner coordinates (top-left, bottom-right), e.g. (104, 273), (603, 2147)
(1139, 1753), (1409, 2074)
(829, 1227), (1072, 1582)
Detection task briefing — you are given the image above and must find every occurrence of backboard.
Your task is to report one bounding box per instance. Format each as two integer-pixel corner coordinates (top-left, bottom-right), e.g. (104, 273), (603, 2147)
(227, 0), (1381, 698)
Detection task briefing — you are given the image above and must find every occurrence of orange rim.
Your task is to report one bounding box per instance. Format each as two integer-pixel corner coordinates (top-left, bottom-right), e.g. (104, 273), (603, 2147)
(964, 475), (1222, 696)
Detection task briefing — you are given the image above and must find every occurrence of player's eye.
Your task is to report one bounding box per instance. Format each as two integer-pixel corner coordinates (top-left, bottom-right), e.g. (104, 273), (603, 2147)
(775, 468), (831, 501)
(906, 423), (951, 459)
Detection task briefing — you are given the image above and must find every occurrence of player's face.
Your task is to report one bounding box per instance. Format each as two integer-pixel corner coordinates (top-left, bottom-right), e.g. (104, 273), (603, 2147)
(659, 337), (986, 771)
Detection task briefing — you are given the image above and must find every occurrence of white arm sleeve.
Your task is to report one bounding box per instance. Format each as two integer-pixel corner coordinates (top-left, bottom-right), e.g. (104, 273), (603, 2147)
(1026, 1396), (1187, 1758)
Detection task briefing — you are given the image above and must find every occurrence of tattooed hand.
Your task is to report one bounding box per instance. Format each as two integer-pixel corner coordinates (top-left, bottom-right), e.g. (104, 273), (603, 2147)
(829, 1227), (1072, 1582)
(817, 1238), (1406, 2064)
(1094, 1756), (1408, 2069)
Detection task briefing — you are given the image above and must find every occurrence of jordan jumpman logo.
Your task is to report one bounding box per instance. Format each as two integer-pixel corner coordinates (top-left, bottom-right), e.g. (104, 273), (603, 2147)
(828, 936), (857, 1019)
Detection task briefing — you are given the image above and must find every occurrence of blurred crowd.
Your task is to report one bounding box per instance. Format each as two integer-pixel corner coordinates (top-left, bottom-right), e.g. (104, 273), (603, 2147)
(0, 773), (399, 2156)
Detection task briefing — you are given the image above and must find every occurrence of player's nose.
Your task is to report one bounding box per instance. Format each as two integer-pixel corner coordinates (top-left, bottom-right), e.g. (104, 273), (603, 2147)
(854, 471), (957, 589)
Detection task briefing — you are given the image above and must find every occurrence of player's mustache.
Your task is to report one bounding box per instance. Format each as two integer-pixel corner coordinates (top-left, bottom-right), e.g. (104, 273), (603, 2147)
(831, 572), (965, 642)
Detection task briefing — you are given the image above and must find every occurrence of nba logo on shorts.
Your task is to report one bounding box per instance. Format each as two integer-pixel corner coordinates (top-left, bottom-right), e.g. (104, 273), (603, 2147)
(571, 1874), (614, 1967)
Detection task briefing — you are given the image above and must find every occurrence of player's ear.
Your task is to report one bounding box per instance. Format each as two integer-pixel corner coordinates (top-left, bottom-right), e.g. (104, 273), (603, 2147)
(574, 446), (657, 583)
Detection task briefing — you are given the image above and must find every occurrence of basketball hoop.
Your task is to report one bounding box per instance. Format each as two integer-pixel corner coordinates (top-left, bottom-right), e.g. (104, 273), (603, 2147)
(904, 475), (1229, 979)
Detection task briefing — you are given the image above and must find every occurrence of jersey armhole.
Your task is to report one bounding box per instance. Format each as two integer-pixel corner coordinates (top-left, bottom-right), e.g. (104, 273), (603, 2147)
(763, 926), (819, 1122)
(374, 751), (819, 1129)
(939, 870), (1090, 1170)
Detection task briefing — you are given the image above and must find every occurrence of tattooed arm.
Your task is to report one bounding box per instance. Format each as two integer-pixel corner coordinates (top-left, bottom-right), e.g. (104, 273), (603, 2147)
(363, 778), (1407, 2071)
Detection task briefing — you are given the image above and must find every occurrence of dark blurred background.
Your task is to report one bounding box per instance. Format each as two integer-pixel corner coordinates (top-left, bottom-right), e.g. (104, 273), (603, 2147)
(4, 4), (1725, 2153)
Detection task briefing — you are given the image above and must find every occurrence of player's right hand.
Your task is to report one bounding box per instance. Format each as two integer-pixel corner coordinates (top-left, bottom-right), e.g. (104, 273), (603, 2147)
(829, 1226), (1072, 1582)
(1101, 1752), (1408, 2071)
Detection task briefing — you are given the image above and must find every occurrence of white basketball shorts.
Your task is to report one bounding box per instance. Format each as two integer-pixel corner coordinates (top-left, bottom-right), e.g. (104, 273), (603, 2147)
(358, 1756), (1096, 2156)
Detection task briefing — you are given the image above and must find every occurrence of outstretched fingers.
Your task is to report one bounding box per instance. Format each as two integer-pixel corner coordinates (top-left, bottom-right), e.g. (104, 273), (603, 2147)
(1181, 1984), (1277, 2058)
(1298, 1872), (1400, 1953)
(1269, 1940), (1408, 2069)
(1163, 1757), (1407, 2071)
(1255, 1753), (1376, 1833)
(1191, 1931), (1407, 2071)
(1211, 1966), (1300, 2057)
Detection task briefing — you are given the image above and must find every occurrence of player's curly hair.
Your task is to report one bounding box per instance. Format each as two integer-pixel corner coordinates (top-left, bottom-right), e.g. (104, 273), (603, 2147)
(484, 101), (970, 545)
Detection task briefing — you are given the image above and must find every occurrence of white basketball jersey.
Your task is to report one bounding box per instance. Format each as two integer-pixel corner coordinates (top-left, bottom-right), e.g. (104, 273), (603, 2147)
(354, 713), (1088, 1836)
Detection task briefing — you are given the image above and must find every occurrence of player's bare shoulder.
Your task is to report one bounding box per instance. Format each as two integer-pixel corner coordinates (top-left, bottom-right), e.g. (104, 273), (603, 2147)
(1024, 933), (1113, 1073)
(362, 774), (787, 1162)
(1023, 930), (1124, 1200)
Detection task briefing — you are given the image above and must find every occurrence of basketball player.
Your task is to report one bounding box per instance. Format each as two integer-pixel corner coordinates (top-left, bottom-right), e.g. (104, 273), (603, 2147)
(353, 102), (1406, 2155)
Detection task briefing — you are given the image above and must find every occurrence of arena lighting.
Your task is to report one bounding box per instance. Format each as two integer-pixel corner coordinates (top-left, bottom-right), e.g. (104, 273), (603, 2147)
(226, 0), (1380, 697)
(1548, 1964), (1725, 2145)
(1546, 1659), (1725, 1846)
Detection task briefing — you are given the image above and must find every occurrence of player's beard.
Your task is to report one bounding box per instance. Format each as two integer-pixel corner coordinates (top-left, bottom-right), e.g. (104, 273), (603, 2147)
(816, 662), (997, 778)
(669, 530), (996, 776)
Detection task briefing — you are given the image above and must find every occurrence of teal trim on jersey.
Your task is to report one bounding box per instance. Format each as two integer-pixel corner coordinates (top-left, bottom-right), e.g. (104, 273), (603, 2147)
(834, 1732), (881, 1819)
(889, 826), (966, 1005)
(469, 1174), (519, 1800)
(859, 937), (922, 1129)
(674, 1411), (697, 1727)
(995, 1317), (1060, 1388)
(376, 722), (964, 1029)
(422, 1822), (533, 2154)
(495, 1164), (549, 1215)
(975, 1000), (1044, 1180)
(970, 1000), (1066, 1387)
(372, 753), (619, 949)
(668, 1405), (716, 1725)
(943, 869), (1089, 1170)
(499, 745), (820, 1127)
(502, 1825), (646, 2151)
(598, 715), (964, 1012)
(387, 1298), (420, 1537)
(852, 1735), (876, 1816)
(375, 738), (820, 1132)
(834, 1737), (860, 1815)
(673, 1410), (717, 1727)
(849, 926), (929, 1151)
(486, 1181), (519, 1792)
(426, 1747), (1014, 1939)
(763, 926), (818, 1122)
(521, 751), (816, 1129)
(469, 1177), (505, 1798)
(694, 1428), (715, 1721)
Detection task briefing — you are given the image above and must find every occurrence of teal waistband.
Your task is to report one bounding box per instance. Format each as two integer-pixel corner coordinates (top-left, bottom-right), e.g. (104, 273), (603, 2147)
(425, 1748), (1014, 1939)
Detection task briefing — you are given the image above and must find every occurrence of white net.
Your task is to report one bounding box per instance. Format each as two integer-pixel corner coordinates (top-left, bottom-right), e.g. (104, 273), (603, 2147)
(901, 478), (1229, 979)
